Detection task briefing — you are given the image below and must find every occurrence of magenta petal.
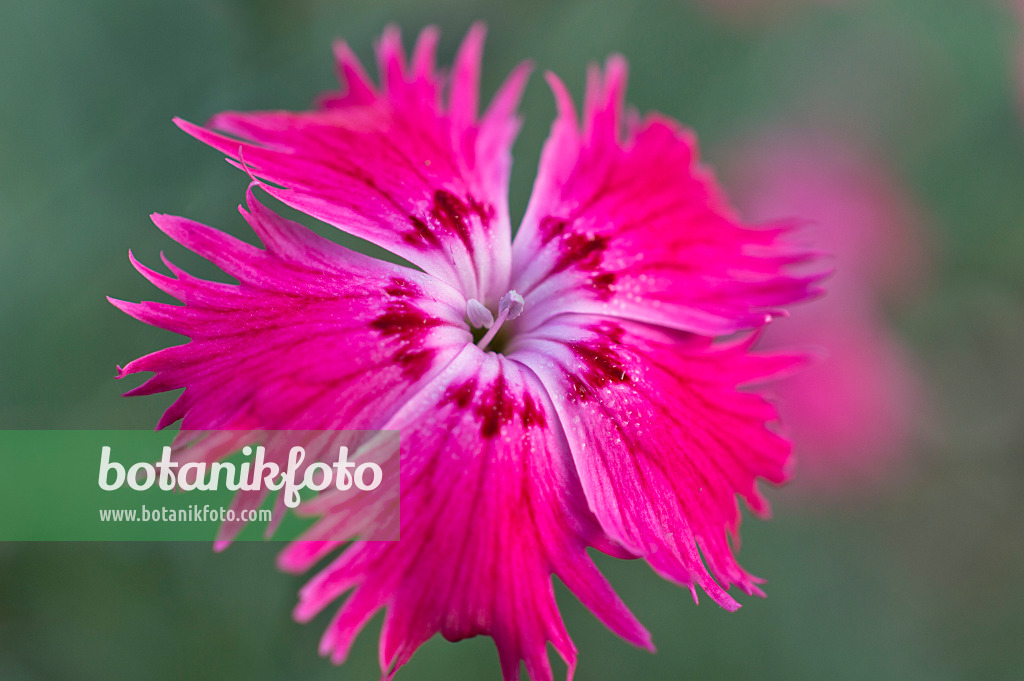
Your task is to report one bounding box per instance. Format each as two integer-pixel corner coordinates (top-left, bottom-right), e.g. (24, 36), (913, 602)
(511, 60), (822, 337)
(291, 347), (650, 681)
(112, 189), (468, 431)
(113, 25), (830, 680)
(176, 26), (529, 304)
(513, 315), (797, 610)
(725, 130), (927, 489)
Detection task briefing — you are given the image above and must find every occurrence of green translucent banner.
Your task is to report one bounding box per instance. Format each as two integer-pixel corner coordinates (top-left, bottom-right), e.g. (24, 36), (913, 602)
(0, 430), (400, 542)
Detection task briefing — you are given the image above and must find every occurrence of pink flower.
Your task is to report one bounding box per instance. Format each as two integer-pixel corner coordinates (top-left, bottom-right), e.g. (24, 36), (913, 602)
(113, 25), (821, 681)
(724, 129), (926, 492)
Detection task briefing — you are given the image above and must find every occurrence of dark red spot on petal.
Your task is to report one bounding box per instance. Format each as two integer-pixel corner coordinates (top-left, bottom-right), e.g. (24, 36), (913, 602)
(403, 215), (442, 249)
(521, 391), (547, 429)
(396, 348), (436, 381)
(567, 373), (593, 402)
(477, 371), (516, 438)
(442, 377), (478, 410)
(440, 369), (548, 437)
(467, 194), (495, 225)
(431, 189), (480, 253)
(566, 322), (631, 402)
(552, 232), (610, 274)
(402, 190), (492, 254)
(539, 216), (569, 243)
(384, 277), (420, 298)
(589, 271), (617, 301)
(371, 300), (445, 382)
(370, 301), (443, 340)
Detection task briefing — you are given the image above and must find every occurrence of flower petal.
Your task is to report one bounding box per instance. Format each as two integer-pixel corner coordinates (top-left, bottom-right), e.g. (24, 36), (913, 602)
(723, 129), (927, 490)
(281, 347), (651, 681)
(512, 315), (799, 610)
(175, 25), (531, 302)
(111, 189), (468, 431)
(510, 59), (822, 336)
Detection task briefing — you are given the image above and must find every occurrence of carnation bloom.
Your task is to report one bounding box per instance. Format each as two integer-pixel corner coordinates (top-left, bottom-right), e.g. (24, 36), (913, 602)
(113, 25), (820, 680)
(724, 129), (925, 491)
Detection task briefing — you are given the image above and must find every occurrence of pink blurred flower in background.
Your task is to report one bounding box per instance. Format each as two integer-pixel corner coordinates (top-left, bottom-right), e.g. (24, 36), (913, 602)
(723, 129), (928, 493)
(113, 26), (821, 680)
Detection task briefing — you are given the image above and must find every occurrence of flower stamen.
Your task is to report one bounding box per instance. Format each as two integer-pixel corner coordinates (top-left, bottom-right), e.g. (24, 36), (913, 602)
(475, 290), (524, 351)
(466, 298), (495, 329)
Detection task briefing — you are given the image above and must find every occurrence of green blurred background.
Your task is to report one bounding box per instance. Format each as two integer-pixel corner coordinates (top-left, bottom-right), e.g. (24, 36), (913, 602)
(2, 0), (1023, 679)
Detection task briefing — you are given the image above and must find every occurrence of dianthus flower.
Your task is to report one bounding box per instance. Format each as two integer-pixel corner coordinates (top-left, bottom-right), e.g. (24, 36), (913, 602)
(724, 129), (925, 491)
(113, 25), (821, 681)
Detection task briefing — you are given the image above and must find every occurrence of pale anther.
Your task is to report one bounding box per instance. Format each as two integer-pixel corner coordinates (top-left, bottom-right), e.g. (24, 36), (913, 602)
(466, 298), (494, 329)
(475, 290), (526, 351)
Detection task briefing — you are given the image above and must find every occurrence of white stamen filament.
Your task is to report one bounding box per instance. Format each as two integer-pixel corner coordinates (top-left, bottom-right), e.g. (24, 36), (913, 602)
(475, 290), (525, 351)
(466, 298), (494, 329)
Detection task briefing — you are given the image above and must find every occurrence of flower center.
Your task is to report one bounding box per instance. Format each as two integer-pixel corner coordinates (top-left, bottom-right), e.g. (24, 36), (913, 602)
(466, 291), (525, 353)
